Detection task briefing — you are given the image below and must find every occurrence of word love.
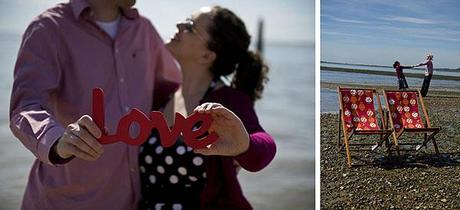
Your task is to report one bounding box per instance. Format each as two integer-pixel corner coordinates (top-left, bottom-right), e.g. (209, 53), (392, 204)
(91, 88), (218, 149)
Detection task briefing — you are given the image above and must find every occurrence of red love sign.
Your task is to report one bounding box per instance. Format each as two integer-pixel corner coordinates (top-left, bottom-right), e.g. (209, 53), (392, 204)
(91, 88), (218, 149)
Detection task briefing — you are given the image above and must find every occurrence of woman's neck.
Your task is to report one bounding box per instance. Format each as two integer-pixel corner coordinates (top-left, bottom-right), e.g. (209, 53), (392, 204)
(180, 66), (214, 99)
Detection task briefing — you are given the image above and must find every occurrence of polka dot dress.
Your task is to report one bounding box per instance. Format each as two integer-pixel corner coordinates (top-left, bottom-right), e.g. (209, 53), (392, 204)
(139, 129), (207, 210)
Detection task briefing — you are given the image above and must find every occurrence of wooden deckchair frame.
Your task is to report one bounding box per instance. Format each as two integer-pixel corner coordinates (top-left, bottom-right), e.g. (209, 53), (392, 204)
(337, 87), (393, 167)
(383, 89), (440, 156)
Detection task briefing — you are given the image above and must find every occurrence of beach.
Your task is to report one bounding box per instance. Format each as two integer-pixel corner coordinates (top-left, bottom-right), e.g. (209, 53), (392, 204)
(320, 79), (460, 209)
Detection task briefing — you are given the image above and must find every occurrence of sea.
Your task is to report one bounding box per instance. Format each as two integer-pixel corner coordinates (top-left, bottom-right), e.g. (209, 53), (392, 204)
(0, 31), (315, 210)
(321, 63), (460, 113)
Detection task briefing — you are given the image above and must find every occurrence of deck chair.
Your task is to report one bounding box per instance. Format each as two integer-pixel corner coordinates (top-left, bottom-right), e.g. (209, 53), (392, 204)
(383, 90), (440, 156)
(337, 87), (393, 167)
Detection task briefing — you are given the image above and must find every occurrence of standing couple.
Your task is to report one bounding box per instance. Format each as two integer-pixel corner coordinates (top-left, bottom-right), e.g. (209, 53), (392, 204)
(9, 0), (276, 209)
(393, 54), (434, 97)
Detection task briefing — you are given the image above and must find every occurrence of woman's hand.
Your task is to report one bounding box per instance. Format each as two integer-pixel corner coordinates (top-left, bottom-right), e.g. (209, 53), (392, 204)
(193, 103), (249, 156)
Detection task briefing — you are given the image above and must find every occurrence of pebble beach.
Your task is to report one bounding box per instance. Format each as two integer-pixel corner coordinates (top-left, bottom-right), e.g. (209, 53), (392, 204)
(321, 83), (460, 209)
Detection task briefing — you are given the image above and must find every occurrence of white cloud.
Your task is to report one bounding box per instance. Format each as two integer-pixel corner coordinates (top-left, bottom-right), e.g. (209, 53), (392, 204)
(322, 15), (368, 24)
(409, 34), (460, 42)
(382, 16), (437, 24)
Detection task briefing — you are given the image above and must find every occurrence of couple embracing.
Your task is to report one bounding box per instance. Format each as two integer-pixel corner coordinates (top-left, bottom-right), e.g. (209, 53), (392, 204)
(9, 0), (276, 209)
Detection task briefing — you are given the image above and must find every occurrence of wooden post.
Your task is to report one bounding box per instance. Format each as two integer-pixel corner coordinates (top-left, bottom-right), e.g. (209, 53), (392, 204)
(256, 18), (264, 55)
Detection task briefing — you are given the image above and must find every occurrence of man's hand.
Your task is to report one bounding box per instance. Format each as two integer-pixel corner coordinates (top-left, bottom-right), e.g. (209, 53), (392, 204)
(55, 115), (104, 161)
(192, 103), (250, 157)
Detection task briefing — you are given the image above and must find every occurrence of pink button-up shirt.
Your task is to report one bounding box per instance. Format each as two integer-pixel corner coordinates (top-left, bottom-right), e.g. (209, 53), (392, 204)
(9, 0), (181, 209)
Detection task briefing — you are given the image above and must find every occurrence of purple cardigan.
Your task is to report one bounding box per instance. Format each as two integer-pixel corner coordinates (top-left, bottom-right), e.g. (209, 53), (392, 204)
(154, 86), (276, 210)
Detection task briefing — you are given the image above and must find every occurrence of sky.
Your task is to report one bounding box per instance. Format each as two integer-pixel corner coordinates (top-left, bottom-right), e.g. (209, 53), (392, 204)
(0, 0), (314, 45)
(321, 0), (460, 68)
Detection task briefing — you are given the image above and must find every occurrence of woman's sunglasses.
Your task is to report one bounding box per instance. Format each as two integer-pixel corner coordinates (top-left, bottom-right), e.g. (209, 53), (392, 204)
(180, 18), (207, 43)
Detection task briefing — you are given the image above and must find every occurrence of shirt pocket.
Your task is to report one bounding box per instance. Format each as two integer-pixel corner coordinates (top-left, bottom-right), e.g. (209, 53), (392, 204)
(125, 48), (149, 84)
(129, 48), (147, 69)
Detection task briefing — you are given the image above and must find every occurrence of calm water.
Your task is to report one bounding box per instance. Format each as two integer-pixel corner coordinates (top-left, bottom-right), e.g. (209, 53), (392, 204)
(320, 69), (460, 113)
(0, 31), (315, 209)
(322, 62), (460, 77)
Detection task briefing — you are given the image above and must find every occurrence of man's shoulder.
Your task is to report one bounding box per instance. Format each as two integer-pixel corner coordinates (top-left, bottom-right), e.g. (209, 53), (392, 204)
(28, 3), (72, 31)
(137, 15), (160, 33)
(136, 15), (165, 44)
(20, 3), (73, 40)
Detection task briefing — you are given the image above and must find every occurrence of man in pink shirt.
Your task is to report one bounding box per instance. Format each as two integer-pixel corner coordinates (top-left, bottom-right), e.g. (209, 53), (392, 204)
(9, 0), (181, 209)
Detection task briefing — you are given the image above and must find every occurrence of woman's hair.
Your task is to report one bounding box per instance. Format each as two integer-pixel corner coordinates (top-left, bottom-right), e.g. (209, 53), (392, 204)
(393, 61), (400, 68)
(205, 6), (269, 101)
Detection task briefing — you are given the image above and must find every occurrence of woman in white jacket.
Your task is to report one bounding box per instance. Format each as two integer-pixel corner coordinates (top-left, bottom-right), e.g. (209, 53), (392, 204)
(414, 54), (434, 97)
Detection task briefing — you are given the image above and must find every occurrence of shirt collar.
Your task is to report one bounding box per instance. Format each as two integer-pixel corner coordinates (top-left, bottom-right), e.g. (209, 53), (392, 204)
(70, 0), (139, 20)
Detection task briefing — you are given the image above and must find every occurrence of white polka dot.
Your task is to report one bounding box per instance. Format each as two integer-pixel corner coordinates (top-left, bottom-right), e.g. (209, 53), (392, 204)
(172, 203), (183, 210)
(140, 166), (146, 173)
(155, 203), (165, 210)
(165, 156), (173, 165)
(178, 167), (187, 175)
(176, 146), (186, 155)
(187, 146), (193, 152)
(169, 175), (178, 184)
(149, 175), (156, 184)
(193, 157), (203, 166)
(145, 155), (152, 164)
(203, 172), (207, 178)
(148, 136), (157, 145)
(189, 176), (197, 182)
(155, 146), (164, 154)
(157, 166), (165, 174)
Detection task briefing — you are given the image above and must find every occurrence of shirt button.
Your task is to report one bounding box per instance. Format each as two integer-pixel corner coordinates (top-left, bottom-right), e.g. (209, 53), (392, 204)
(125, 107), (130, 112)
(119, 78), (124, 83)
(130, 168), (135, 172)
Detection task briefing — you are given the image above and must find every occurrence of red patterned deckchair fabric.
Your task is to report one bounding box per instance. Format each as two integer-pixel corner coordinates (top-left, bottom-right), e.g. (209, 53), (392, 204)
(337, 87), (393, 167)
(339, 88), (381, 133)
(383, 90), (440, 155)
(385, 91), (424, 132)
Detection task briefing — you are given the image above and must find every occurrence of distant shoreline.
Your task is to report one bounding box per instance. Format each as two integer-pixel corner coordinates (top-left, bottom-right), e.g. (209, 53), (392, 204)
(321, 61), (460, 72)
(321, 66), (460, 81)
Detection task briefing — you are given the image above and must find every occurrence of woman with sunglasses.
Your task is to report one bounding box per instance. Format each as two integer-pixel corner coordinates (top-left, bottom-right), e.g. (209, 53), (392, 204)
(138, 6), (276, 210)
